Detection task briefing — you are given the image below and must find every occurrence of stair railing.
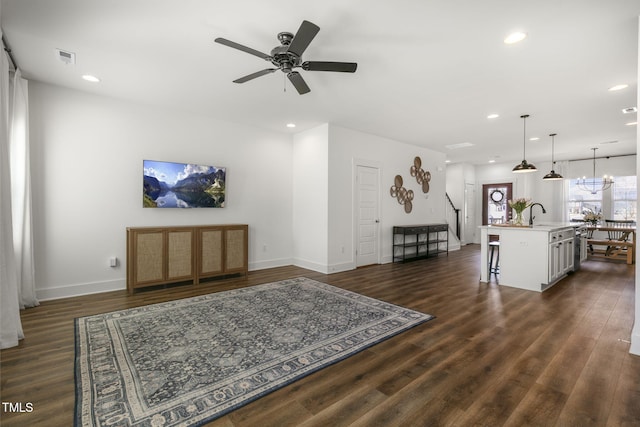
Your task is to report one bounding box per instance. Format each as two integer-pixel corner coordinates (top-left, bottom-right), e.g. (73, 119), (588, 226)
(445, 193), (461, 240)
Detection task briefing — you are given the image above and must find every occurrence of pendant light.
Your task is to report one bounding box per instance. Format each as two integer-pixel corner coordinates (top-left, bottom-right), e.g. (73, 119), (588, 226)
(542, 133), (563, 180)
(577, 148), (614, 194)
(512, 114), (537, 173)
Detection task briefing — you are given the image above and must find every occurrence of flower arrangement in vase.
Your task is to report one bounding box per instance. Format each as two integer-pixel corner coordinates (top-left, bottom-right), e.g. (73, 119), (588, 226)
(508, 197), (532, 226)
(583, 212), (602, 226)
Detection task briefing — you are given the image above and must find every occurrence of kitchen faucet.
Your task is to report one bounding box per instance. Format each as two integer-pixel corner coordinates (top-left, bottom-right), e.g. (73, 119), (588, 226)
(529, 203), (547, 226)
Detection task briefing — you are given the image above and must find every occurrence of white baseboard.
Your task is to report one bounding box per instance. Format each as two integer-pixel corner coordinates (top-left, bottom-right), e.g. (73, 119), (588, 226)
(36, 279), (126, 301)
(249, 258), (294, 271)
(36, 259), (294, 301)
(292, 258), (357, 274)
(631, 325), (640, 356)
(292, 258), (330, 274)
(327, 261), (355, 273)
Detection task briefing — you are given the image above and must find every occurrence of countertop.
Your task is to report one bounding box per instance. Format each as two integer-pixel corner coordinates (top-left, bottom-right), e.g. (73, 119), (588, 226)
(479, 222), (583, 232)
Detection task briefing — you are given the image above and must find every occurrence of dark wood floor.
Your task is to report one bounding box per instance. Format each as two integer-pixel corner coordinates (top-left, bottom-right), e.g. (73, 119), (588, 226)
(1, 245), (639, 426)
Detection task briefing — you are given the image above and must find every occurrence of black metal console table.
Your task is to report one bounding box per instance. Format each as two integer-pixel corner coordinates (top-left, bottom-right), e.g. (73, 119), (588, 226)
(392, 224), (448, 263)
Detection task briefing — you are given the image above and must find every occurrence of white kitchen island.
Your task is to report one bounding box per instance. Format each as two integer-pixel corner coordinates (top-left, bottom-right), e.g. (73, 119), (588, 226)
(480, 223), (585, 292)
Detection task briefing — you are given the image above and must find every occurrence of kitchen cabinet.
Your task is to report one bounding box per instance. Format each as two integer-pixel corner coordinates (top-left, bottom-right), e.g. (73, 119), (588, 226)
(548, 228), (574, 283)
(479, 223), (578, 292)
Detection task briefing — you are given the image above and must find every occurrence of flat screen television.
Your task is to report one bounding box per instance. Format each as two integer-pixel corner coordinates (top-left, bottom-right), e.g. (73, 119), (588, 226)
(143, 160), (226, 208)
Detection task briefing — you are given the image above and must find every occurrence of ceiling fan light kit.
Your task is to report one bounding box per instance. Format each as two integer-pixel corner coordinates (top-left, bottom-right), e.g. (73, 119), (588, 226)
(512, 114), (537, 173)
(215, 20), (357, 95)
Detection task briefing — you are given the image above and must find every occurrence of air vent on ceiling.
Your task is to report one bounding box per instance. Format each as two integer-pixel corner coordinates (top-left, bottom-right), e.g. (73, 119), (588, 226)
(445, 142), (475, 150)
(56, 49), (76, 65)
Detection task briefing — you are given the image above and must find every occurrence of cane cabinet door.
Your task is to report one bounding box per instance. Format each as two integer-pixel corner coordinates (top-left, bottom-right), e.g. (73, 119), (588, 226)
(225, 226), (248, 274)
(198, 226), (224, 278)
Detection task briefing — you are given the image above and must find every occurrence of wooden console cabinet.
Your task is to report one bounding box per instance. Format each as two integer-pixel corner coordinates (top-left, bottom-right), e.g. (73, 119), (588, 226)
(126, 224), (248, 294)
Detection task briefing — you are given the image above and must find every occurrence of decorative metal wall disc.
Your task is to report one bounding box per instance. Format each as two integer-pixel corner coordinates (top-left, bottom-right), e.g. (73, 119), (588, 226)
(410, 156), (431, 193)
(390, 174), (414, 213)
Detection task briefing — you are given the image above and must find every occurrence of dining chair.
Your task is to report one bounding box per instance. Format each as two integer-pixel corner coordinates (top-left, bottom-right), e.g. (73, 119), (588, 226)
(604, 219), (636, 256)
(605, 219), (635, 241)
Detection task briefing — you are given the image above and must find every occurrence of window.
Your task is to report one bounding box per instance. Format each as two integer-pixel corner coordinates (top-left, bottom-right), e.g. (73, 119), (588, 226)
(566, 176), (637, 221)
(612, 176), (637, 221)
(567, 178), (602, 221)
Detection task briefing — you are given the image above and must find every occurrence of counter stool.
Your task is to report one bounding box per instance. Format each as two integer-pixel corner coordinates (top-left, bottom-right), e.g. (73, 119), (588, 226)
(489, 241), (500, 275)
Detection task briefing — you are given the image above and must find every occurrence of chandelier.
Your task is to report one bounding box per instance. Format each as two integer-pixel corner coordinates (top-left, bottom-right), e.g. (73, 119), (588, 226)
(577, 147), (613, 194)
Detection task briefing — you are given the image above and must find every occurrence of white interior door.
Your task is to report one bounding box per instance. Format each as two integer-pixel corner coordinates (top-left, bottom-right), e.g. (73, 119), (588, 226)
(356, 165), (380, 267)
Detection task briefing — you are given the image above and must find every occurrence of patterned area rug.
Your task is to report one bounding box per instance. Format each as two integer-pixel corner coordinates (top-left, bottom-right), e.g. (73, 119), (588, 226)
(75, 277), (434, 426)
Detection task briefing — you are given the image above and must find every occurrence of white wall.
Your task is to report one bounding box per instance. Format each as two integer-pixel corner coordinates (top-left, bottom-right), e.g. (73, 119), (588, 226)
(28, 83), (452, 297)
(446, 162), (476, 244)
(328, 125), (448, 265)
(290, 123), (449, 273)
(445, 163), (466, 210)
(292, 124), (329, 272)
(566, 155), (636, 178)
(29, 82), (294, 300)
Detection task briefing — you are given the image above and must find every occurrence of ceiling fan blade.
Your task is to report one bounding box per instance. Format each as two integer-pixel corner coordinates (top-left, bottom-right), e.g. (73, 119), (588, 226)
(214, 37), (271, 60)
(287, 20), (320, 57)
(233, 68), (277, 83)
(287, 71), (310, 95)
(302, 61), (358, 73)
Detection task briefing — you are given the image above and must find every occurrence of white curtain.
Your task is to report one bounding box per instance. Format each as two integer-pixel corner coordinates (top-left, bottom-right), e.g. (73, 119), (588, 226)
(555, 160), (570, 222)
(1, 37), (23, 349)
(1, 34), (38, 349)
(10, 69), (38, 309)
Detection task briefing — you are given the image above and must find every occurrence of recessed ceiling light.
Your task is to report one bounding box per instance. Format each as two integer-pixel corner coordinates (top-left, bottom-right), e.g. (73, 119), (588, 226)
(622, 107), (637, 114)
(488, 159), (496, 163)
(286, 123), (296, 128)
(82, 74), (100, 83)
(609, 84), (629, 91)
(445, 160), (451, 163)
(504, 32), (527, 44)
(529, 137), (540, 141)
(625, 121), (637, 126)
(487, 114), (499, 119)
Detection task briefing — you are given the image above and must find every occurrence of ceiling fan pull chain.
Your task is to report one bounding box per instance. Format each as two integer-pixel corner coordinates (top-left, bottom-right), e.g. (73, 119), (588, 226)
(283, 73), (286, 92)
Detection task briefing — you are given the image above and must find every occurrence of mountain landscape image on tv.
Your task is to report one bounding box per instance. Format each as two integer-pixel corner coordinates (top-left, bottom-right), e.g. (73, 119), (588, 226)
(143, 160), (226, 208)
